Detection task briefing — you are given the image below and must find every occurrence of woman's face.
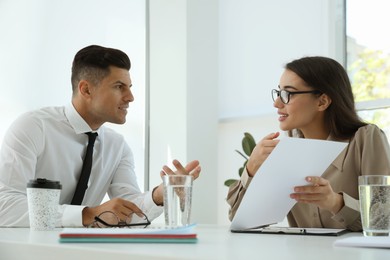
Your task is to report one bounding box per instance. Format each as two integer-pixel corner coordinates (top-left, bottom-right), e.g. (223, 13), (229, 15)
(274, 69), (328, 136)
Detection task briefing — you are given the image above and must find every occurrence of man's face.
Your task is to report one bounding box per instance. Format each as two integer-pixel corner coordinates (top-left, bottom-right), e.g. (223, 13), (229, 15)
(87, 66), (133, 129)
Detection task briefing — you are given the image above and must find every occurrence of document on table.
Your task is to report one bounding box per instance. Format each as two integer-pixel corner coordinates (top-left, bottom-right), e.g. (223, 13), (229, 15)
(231, 226), (347, 236)
(334, 235), (390, 248)
(230, 137), (347, 231)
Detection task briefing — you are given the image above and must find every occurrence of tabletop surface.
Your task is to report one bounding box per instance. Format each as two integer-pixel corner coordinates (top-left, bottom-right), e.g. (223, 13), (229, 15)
(0, 225), (389, 260)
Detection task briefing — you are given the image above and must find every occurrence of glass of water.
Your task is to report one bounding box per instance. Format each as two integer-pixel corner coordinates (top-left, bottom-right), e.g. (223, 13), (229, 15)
(163, 175), (193, 228)
(359, 175), (390, 236)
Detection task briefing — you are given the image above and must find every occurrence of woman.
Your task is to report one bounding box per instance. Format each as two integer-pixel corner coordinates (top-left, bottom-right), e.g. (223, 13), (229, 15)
(227, 56), (390, 231)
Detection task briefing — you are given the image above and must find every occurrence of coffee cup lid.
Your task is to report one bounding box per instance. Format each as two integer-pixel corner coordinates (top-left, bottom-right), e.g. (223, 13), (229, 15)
(27, 178), (62, 189)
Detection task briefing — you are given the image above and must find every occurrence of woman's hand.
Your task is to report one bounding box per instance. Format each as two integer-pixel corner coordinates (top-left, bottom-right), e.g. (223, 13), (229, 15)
(290, 176), (344, 214)
(246, 132), (280, 177)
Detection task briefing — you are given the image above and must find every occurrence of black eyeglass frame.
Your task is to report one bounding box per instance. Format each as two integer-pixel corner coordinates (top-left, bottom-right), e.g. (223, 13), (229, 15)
(93, 211), (151, 228)
(271, 89), (322, 104)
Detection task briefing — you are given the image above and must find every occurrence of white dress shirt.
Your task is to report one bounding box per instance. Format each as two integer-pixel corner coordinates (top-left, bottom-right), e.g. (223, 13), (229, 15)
(0, 104), (163, 227)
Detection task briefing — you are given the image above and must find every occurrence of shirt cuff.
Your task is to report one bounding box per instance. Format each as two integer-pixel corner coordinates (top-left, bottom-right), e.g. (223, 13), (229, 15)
(61, 205), (86, 227)
(332, 192), (361, 227)
(142, 191), (164, 221)
(240, 167), (253, 189)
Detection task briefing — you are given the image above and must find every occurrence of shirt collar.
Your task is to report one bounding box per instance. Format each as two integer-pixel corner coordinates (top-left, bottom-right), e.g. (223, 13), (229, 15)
(65, 103), (101, 135)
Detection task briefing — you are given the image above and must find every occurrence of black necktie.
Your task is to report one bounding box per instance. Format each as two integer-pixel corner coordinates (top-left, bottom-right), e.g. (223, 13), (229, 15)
(71, 132), (98, 205)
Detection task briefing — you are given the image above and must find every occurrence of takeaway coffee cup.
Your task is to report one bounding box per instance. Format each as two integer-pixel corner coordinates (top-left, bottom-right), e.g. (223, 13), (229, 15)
(27, 178), (62, 231)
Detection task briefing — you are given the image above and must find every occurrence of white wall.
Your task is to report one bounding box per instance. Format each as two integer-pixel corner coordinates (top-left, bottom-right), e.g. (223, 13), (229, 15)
(217, 0), (345, 225)
(219, 0), (345, 120)
(148, 0), (219, 224)
(0, 0), (147, 189)
(148, 0), (344, 225)
(0, 0), (345, 226)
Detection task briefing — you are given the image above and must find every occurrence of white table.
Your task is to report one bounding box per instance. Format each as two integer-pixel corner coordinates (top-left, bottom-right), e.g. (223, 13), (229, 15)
(0, 225), (388, 260)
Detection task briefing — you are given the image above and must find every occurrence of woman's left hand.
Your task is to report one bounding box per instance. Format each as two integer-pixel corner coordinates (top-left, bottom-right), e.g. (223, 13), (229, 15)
(289, 176), (344, 214)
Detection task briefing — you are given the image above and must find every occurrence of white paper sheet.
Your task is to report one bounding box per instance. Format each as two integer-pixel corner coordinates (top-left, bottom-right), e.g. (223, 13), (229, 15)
(334, 235), (390, 248)
(230, 137), (347, 230)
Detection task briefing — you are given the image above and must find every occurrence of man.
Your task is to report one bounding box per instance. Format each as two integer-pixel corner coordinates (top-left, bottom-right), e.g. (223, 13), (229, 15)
(0, 45), (201, 227)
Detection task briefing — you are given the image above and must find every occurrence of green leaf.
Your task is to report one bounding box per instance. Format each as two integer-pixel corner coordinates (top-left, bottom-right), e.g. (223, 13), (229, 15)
(239, 166), (244, 177)
(224, 132), (255, 187)
(239, 161), (247, 177)
(224, 179), (238, 187)
(235, 149), (248, 160)
(244, 132), (256, 153)
(242, 132), (256, 156)
(242, 138), (251, 156)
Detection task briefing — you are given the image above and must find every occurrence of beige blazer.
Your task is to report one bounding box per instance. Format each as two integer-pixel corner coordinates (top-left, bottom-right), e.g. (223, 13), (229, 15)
(226, 124), (390, 231)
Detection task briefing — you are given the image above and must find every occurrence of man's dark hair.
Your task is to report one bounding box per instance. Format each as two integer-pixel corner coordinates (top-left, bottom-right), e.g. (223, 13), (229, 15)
(71, 45), (131, 93)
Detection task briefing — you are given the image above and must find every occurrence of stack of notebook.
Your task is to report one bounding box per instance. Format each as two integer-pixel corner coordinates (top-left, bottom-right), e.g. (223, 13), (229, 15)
(59, 224), (197, 243)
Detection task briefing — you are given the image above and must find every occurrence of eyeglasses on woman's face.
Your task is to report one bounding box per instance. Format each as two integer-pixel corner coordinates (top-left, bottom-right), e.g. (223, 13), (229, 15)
(89, 211), (151, 228)
(271, 88), (321, 104)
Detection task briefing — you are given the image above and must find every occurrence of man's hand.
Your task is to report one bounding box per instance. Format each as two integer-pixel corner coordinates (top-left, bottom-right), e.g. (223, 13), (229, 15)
(82, 198), (143, 226)
(152, 159), (201, 206)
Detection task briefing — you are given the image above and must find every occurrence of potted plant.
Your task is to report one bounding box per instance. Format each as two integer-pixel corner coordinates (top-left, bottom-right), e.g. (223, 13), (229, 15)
(224, 132), (256, 187)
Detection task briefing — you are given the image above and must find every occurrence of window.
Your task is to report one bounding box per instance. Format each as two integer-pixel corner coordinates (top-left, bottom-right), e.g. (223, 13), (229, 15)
(346, 0), (390, 136)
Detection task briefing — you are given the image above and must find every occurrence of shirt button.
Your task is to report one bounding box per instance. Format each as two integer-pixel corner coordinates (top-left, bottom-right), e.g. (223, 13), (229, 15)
(313, 213), (318, 217)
